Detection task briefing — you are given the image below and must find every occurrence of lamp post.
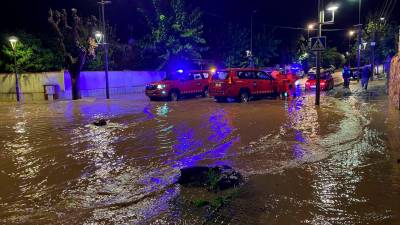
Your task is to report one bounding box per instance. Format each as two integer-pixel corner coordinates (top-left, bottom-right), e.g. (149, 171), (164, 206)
(307, 23), (316, 40)
(98, 0), (111, 99)
(9, 36), (20, 102)
(315, 2), (339, 106)
(348, 30), (355, 66)
(249, 10), (257, 68)
(250, 10), (258, 55)
(355, 0), (362, 82)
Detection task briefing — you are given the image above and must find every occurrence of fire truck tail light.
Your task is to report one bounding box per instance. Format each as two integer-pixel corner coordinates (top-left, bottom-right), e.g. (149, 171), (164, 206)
(228, 76), (233, 85)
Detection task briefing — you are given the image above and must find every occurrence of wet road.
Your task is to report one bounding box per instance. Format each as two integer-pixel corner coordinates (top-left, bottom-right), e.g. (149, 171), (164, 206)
(0, 81), (399, 224)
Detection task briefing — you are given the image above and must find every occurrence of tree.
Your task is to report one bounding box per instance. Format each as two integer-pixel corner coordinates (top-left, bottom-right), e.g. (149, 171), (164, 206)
(295, 35), (311, 71)
(321, 47), (345, 68)
(84, 25), (118, 71)
(48, 8), (98, 100)
(211, 24), (280, 68)
(363, 17), (398, 65)
(138, 0), (207, 71)
(253, 28), (281, 67)
(215, 24), (250, 68)
(0, 32), (63, 73)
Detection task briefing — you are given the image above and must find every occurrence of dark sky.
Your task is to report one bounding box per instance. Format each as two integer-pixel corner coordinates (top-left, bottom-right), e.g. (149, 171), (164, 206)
(0, 0), (398, 53)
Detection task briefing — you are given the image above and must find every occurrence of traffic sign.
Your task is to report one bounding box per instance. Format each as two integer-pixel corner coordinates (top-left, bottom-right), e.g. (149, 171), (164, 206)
(310, 37), (326, 51)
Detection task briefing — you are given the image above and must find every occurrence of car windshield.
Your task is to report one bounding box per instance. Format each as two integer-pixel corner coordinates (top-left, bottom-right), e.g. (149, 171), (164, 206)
(309, 74), (329, 80)
(163, 72), (183, 81)
(212, 71), (229, 80)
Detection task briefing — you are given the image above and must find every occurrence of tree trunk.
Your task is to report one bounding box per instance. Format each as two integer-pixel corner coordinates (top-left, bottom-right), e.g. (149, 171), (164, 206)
(389, 55), (400, 110)
(70, 71), (81, 100)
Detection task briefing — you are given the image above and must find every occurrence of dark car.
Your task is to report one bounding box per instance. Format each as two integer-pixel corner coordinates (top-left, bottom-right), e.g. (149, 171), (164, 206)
(145, 70), (212, 101)
(209, 68), (291, 103)
(350, 68), (360, 80)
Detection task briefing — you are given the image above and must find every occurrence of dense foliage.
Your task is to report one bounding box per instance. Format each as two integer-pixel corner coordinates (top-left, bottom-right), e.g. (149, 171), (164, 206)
(138, 0), (207, 71)
(48, 8), (98, 99)
(0, 32), (63, 73)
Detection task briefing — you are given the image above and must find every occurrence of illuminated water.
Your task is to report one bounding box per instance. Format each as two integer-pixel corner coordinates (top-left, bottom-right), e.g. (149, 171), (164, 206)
(0, 81), (399, 224)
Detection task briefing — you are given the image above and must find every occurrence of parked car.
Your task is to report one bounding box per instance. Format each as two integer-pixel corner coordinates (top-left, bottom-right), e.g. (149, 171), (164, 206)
(350, 68), (360, 80)
(326, 65), (336, 73)
(209, 68), (292, 103)
(305, 72), (334, 91)
(145, 70), (212, 101)
(290, 63), (305, 77)
(308, 67), (326, 76)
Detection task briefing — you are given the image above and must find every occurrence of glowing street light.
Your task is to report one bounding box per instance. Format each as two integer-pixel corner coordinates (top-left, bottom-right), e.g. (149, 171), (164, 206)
(9, 36), (18, 50)
(307, 23), (316, 39)
(347, 31), (356, 66)
(380, 17), (385, 21)
(8, 36), (20, 102)
(93, 30), (110, 99)
(325, 5), (339, 24)
(94, 31), (104, 44)
(327, 5), (339, 11)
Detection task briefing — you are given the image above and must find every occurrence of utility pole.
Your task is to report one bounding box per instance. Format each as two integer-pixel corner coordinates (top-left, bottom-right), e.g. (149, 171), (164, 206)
(316, 0), (323, 106)
(9, 36), (20, 102)
(371, 31), (376, 80)
(348, 37), (351, 67)
(98, 0), (111, 99)
(251, 13), (253, 54)
(356, 0), (362, 82)
(249, 10), (257, 68)
(251, 10), (257, 54)
(13, 47), (20, 102)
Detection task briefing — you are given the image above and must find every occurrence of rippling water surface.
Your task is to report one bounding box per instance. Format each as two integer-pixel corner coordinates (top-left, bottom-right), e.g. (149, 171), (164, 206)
(0, 82), (399, 224)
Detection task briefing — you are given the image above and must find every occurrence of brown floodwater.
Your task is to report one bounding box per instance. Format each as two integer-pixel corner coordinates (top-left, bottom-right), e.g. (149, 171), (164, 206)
(0, 81), (399, 225)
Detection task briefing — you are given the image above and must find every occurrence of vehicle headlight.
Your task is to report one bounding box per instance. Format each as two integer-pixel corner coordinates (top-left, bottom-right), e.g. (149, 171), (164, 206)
(157, 84), (166, 90)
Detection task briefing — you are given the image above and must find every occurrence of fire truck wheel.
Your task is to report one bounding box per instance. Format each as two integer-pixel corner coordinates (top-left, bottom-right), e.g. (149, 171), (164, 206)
(169, 91), (180, 101)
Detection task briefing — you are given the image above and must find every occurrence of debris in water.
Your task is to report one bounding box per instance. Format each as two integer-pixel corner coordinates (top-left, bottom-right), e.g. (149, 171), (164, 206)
(93, 119), (107, 127)
(178, 165), (243, 191)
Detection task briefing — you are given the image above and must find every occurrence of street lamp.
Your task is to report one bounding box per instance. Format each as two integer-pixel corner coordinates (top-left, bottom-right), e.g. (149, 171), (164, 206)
(94, 31), (103, 44)
(307, 23), (316, 40)
(9, 36), (20, 102)
(250, 10), (258, 68)
(98, 0), (111, 99)
(348, 30), (355, 66)
(325, 5), (339, 24)
(314, 1), (339, 106)
(250, 10), (258, 54)
(349, 0), (363, 82)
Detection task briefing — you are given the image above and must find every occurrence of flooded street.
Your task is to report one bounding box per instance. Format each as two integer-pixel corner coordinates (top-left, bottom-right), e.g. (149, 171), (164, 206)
(1, 81), (399, 225)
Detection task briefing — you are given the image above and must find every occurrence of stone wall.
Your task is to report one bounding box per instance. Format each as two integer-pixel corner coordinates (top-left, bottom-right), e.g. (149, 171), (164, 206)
(0, 71), (165, 101)
(389, 55), (400, 110)
(0, 71), (65, 101)
(63, 71), (165, 98)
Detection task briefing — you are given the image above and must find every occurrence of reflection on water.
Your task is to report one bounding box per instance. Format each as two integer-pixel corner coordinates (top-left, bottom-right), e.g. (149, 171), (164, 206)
(0, 82), (399, 224)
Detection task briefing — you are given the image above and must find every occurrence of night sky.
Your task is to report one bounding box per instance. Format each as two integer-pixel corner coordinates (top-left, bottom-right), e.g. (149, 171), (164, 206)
(0, 0), (399, 55)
